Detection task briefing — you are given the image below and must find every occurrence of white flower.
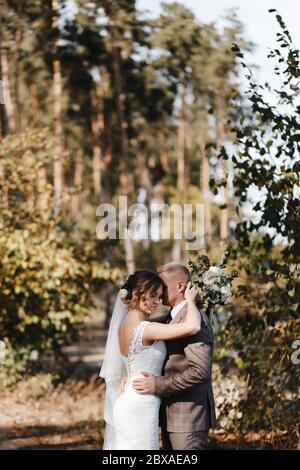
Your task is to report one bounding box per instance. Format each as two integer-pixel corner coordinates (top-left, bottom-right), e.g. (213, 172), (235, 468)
(118, 288), (128, 300)
(208, 266), (222, 276)
(203, 268), (221, 284)
(202, 273), (215, 285)
(220, 285), (231, 298)
(211, 283), (219, 291)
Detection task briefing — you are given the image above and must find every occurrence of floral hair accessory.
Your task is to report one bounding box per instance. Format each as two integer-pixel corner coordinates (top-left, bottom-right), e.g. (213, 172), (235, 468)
(118, 278), (131, 300)
(119, 288), (128, 300)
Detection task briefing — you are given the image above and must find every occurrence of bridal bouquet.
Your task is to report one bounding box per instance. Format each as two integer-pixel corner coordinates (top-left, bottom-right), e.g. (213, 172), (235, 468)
(188, 254), (237, 312)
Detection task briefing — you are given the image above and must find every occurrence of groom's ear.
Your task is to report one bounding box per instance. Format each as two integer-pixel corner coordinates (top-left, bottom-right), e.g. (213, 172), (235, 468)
(177, 281), (186, 294)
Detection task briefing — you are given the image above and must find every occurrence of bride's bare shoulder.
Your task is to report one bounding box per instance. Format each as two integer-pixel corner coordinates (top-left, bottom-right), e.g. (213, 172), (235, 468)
(119, 310), (139, 331)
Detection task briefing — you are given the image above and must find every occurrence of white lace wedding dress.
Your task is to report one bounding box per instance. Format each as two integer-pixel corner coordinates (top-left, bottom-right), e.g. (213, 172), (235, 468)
(112, 320), (167, 450)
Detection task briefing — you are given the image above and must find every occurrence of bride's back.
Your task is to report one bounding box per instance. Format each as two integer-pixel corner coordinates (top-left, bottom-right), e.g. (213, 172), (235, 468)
(119, 310), (153, 357)
(118, 314), (139, 357)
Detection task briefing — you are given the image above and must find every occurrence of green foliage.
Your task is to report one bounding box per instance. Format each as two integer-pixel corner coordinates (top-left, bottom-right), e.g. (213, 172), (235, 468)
(0, 223), (90, 377)
(189, 254), (237, 311)
(214, 11), (300, 435)
(0, 129), (118, 386)
(213, 363), (248, 432)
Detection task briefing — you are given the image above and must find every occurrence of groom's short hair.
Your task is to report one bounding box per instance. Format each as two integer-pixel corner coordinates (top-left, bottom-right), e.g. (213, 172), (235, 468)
(157, 262), (190, 283)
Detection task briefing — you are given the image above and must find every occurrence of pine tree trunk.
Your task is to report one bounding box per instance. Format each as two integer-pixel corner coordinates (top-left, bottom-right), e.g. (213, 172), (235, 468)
(199, 136), (212, 247)
(30, 89), (48, 220)
(174, 81), (189, 261)
(133, 136), (151, 250)
(158, 123), (169, 172)
(37, 166), (49, 220)
(52, 0), (64, 215)
(91, 81), (104, 201)
(0, 45), (16, 132)
(0, 160), (8, 207)
(178, 82), (190, 196)
(30, 83), (41, 124)
(71, 148), (83, 222)
(108, 7), (135, 273)
(136, 140), (151, 189)
(13, 1), (22, 131)
(108, 16), (128, 193)
(102, 70), (112, 204)
(0, 67), (9, 137)
(216, 92), (228, 240)
(177, 89), (185, 197)
(0, 18), (8, 137)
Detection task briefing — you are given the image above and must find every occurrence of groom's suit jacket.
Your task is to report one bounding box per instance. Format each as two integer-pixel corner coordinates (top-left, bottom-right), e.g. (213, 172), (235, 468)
(154, 304), (217, 433)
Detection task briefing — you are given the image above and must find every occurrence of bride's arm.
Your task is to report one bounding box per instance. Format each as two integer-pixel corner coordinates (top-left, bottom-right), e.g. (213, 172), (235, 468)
(148, 313), (169, 324)
(143, 283), (201, 342)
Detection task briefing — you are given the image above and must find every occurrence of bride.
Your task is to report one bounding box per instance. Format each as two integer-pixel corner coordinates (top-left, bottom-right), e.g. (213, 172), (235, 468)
(99, 270), (200, 450)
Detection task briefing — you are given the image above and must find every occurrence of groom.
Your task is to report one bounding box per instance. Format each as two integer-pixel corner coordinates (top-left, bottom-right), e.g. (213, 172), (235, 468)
(133, 262), (216, 450)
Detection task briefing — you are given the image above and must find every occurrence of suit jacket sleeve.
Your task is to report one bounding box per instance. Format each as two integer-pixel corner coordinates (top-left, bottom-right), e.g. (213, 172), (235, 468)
(154, 341), (212, 397)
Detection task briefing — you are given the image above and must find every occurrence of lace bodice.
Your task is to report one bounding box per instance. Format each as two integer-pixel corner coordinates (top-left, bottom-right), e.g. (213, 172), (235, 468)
(122, 320), (166, 386)
(112, 320), (166, 449)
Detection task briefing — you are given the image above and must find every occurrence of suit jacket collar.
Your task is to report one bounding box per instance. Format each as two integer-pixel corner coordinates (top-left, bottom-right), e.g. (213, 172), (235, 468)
(170, 300), (187, 319)
(170, 303), (187, 324)
(170, 303), (215, 339)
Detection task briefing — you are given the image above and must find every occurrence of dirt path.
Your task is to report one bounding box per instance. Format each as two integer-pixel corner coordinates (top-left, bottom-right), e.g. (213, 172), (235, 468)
(63, 316), (107, 374)
(1, 307), (292, 450)
(0, 307), (108, 450)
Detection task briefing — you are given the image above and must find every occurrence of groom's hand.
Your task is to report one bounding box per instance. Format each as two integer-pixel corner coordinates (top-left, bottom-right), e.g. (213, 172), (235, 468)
(133, 372), (155, 394)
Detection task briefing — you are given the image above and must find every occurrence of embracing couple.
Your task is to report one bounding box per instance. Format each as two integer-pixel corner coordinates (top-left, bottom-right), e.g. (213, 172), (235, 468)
(100, 262), (216, 451)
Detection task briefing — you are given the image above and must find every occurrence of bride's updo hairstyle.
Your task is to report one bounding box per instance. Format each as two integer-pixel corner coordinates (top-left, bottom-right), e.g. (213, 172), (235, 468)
(119, 270), (164, 309)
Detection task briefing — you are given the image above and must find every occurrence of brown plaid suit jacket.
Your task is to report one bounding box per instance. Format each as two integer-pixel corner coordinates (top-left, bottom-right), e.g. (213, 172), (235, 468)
(154, 303), (217, 432)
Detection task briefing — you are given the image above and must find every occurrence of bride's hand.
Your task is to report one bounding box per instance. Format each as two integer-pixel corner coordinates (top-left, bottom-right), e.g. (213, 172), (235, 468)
(184, 282), (198, 302)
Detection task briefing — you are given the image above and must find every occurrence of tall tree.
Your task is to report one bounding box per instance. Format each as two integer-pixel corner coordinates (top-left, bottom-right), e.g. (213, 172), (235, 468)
(200, 11), (250, 240)
(0, 2), (10, 135)
(52, 0), (64, 214)
(151, 2), (201, 260)
(0, 45), (16, 132)
(12, 0), (23, 131)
